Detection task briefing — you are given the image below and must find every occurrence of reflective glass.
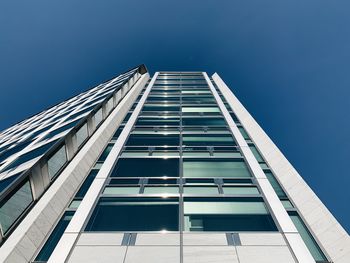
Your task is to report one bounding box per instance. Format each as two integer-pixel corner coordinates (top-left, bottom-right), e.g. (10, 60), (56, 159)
(183, 159), (251, 178)
(111, 158), (179, 178)
(85, 197), (179, 231)
(0, 180), (33, 234)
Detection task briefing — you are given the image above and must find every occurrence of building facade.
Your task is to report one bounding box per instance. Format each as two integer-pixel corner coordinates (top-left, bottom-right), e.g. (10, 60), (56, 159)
(0, 66), (348, 263)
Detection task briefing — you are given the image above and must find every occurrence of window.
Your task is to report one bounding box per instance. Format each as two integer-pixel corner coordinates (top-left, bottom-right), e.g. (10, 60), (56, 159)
(143, 186), (179, 194)
(75, 170), (99, 198)
(94, 108), (103, 126)
(182, 118), (226, 126)
(222, 186), (259, 195)
(183, 159), (251, 178)
(0, 180), (33, 234)
(136, 117), (180, 126)
(34, 211), (75, 262)
(238, 127), (250, 140)
(85, 197), (179, 231)
(183, 186), (219, 195)
(182, 107), (220, 113)
(111, 158), (179, 178)
(183, 134), (235, 146)
(97, 143), (114, 162)
(264, 171), (287, 198)
(289, 211), (327, 261)
(103, 186), (140, 195)
(3, 140), (58, 172)
(75, 123), (88, 147)
(126, 134), (179, 146)
(184, 197), (277, 232)
(47, 145), (67, 180)
(249, 145), (264, 163)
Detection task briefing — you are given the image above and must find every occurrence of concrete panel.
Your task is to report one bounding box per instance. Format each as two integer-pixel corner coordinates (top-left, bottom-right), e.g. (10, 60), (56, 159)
(77, 233), (124, 246)
(183, 246), (239, 263)
(136, 233), (180, 246)
(183, 233), (227, 246)
(239, 233), (286, 246)
(68, 246), (126, 263)
(236, 246), (296, 263)
(125, 246), (180, 263)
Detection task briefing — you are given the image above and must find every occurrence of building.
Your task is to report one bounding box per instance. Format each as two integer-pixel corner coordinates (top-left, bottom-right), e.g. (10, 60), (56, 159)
(0, 65), (348, 263)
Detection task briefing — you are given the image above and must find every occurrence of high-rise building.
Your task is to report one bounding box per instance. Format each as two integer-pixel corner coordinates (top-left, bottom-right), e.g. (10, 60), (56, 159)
(0, 65), (348, 263)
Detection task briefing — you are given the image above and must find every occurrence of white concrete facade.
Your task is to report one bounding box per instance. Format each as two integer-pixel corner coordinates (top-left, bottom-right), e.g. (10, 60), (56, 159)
(212, 73), (350, 263)
(0, 72), (150, 263)
(1, 69), (348, 263)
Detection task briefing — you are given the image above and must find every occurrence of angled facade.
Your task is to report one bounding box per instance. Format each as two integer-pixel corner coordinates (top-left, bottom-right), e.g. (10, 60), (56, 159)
(0, 66), (348, 263)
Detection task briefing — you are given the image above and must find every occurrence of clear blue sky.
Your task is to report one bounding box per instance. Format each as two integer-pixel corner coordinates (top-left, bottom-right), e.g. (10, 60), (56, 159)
(0, 1), (349, 232)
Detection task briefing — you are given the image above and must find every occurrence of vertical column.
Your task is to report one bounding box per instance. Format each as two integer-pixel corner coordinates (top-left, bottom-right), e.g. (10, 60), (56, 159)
(47, 73), (157, 263)
(203, 72), (315, 263)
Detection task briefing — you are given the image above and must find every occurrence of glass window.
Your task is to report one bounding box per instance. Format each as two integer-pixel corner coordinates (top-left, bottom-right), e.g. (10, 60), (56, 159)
(143, 186), (179, 194)
(184, 197), (277, 232)
(69, 200), (81, 209)
(103, 186), (140, 195)
(182, 118), (226, 126)
(126, 134), (179, 146)
(98, 143), (114, 162)
(142, 105), (180, 112)
(249, 145), (264, 163)
(223, 186), (259, 195)
(182, 107), (220, 113)
(75, 123), (88, 147)
(238, 127), (250, 140)
(94, 108), (103, 126)
(289, 211), (327, 261)
(3, 140), (58, 172)
(281, 200), (294, 209)
(183, 159), (251, 178)
(0, 173), (22, 193)
(264, 171), (287, 198)
(136, 117), (180, 126)
(85, 197), (179, 231)
(183, 134), (235, 146)
(34, 211), (75, 262)
(75, 170), (99, 198)
(0, 180), (33, 234)
(183, 186), (219, 195)
(47, 145), (67, 180)
(111, 158), (179, 178)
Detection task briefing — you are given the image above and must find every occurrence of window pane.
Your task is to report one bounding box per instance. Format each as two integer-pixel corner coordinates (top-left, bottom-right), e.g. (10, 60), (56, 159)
(183, 134), (235, 146)
(182, 118), (226, 126)
(126, 134), (179, 146)
(75, 170), (99, 198)
(264, 171), (287, 198)
(111, 158), (179, 178)
(75, 123), (88, 147)
(183, 187), (219, 195)
(183, 159), (251, 178)
(182, 107), (220, 113)
(34, 211), (75, 261)
(85, 197), (179, 231)
(98, 144), (114, 162)
(48, 145), (67, 180)
(184, 201), (268, 214)
(238, 127), (250, 140)
(143, 186), (179, 194)
(103, 186), (140, 195)
(0, 180), (33, 234)
(289, 211), (327, 261)
(223, 186), (259, 195)
(249, 145), (264, 162)
(183, 198), (277, 232)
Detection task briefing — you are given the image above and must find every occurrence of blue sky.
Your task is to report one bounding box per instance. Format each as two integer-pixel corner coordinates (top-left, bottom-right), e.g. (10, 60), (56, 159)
(0, 1), (349, 232)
